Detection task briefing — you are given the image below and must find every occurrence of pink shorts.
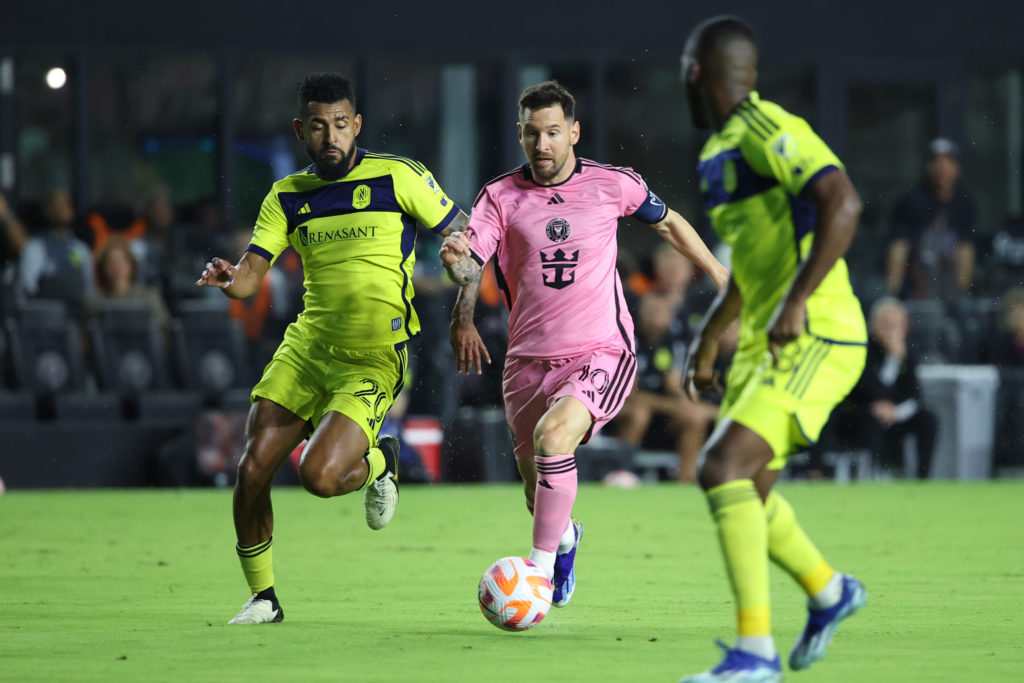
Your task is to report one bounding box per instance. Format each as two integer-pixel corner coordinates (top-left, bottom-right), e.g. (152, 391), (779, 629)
(502, 347), (637, 460)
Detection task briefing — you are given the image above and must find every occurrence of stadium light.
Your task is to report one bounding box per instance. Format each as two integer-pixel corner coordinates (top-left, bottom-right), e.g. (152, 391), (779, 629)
(45, 67), (66, 89)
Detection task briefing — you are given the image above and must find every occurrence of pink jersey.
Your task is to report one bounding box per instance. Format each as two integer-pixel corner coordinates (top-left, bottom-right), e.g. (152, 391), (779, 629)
(467, 158), (668, 359)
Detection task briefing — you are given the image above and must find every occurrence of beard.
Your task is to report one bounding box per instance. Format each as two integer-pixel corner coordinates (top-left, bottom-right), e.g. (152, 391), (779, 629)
(531, 154), (568, 182)
(308, 144), (355, 181)
(686, 82), (710, 129)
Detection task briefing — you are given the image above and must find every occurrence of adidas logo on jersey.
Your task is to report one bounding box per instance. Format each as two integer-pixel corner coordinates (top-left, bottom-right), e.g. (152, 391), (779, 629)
(298, 202), (311, 215)
(546, 193), (565, 205)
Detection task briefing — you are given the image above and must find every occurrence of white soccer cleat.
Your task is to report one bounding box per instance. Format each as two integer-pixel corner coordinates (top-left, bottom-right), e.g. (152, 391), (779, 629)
(227, 595), (284, 624)
(364, 435), (400, 530)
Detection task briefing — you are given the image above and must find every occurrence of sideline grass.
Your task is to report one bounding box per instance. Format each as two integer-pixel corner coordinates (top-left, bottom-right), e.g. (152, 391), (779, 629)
(2, 482), (1022, 682)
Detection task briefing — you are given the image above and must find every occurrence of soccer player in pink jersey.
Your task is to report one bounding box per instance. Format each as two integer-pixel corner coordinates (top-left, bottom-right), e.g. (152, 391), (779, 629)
(439, 81), (728, 609)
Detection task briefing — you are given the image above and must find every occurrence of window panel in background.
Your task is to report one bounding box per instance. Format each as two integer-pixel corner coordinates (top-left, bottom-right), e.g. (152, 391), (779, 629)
(14, 54), (73, 211)
(844, 83), (937, 280)
(89, 54), (218, 210)
(231, 56), (356, 225)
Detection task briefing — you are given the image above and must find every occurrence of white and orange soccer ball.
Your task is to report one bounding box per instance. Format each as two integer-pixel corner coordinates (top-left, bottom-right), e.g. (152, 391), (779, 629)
(477, 556), (553, 631)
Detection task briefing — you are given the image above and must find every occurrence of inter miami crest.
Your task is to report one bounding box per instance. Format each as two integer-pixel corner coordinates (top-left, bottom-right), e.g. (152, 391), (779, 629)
(546, 217), (571, 243)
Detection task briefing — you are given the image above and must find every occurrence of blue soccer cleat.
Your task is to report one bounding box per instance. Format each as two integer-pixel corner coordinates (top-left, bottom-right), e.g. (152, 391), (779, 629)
(551, 518), (583, 607)
(789, 573), (867, 671)
(680, 640), (782, 682)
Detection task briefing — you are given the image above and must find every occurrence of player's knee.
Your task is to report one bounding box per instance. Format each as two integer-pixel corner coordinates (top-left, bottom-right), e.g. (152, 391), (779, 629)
(297, 462), (341, 498)
(236, 453), (275, 493)
(533, 421), (572, 454)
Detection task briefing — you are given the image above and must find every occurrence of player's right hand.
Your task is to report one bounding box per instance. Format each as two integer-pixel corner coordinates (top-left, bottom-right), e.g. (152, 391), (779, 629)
(439, 232), (471, 267)
(450, 320), (492, 375)
(683, 336), (722, 401)
(195, 257), (236, 289)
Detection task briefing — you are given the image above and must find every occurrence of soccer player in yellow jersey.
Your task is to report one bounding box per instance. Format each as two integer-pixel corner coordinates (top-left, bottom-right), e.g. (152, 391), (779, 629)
(678, 18), (868, 682)
(196, 73), (468, 624)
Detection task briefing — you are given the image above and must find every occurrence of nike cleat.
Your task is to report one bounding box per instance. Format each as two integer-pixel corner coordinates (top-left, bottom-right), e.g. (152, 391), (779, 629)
(364, 435), (400, 530)
(228, 590), (284, 625)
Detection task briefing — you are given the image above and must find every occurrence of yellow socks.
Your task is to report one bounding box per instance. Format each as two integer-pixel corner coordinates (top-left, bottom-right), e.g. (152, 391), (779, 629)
(765, 490), (835, 597)
(706, 479), (770, 638)
(360, 446), (386, 490)
(236, 537), (274, 594)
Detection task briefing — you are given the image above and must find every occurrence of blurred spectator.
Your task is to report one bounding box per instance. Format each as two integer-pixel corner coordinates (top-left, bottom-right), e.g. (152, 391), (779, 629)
(649, 241), (696, 303)
(87, 236), (170, 328)
(985, 287), (1024, 366)
(886, 138), (978, 301)
(131, 188), (187, 291)
(86, 202), (146, 254)
(19, 189), (95, 319)
(649, 242), (720, 338)
(856, 297), (937, 478)
(611, 292), (718, 482)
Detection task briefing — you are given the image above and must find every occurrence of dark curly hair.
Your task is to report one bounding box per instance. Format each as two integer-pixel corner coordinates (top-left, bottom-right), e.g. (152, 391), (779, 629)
(297, 72), (357, 117)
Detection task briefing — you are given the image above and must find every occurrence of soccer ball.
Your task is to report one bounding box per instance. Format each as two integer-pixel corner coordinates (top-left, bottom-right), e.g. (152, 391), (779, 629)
(477, 556), (553, 631)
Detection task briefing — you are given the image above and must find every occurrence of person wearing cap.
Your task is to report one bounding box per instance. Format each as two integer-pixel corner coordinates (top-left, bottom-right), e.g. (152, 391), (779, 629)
(886, 138), (978, 300)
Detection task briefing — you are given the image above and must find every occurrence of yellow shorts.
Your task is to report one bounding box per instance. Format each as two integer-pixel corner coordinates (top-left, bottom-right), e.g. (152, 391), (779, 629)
(251, 323), (409, 446)
(717, 335), (866, 468)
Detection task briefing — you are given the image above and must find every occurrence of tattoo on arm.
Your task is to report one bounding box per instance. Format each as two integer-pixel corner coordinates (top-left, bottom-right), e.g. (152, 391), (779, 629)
(448, 255), (481, 286)
(452, 279), (481, 325)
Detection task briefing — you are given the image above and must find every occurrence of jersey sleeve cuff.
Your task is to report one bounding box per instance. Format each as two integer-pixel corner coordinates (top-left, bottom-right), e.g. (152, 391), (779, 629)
(470, 249), (485, 266)
(429, 203), (461, 234)
(246, 243), (275, 263)
(798, 165), (840, 199)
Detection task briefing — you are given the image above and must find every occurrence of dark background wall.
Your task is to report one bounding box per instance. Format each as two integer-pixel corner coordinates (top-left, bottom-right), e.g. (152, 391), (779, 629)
(4, 1), (1023, 63)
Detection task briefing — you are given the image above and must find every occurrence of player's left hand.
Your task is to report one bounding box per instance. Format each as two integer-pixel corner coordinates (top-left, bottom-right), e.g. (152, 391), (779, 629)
(683, 336), (722, 401)
(439, 232), (472, 267)
(450, 320), (492, 375)
(767, 298), (806, 366)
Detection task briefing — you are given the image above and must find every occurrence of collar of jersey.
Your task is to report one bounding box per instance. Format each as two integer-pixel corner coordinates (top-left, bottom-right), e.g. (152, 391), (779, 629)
(721, 90), (762, 134)
(522, 157), (582, 188)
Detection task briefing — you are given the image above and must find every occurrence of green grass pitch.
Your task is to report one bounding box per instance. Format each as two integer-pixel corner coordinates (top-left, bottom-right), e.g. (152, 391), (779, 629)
(2, 481), (1022, 682)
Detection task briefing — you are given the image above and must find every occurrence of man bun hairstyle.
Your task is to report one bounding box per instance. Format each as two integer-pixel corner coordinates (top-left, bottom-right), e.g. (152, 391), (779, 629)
(518, 80), (575, 121)
(298, 72), (357, 117)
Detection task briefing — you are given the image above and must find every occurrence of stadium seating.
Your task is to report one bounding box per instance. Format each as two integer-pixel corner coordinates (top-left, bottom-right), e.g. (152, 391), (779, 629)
(88, 302), (172, 395)
(0, 315), (33, 418)
(10, 300), (123, 419)
(171, 299), (252, 406)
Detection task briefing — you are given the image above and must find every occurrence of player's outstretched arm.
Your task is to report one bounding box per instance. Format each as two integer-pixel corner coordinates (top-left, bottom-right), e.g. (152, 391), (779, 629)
(449, 279), (492, 375)
(767, 169), (861, 356)
(651, 208), (729, 291)
(684, 275), (742, 401)
(195, 250), (271, 300)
